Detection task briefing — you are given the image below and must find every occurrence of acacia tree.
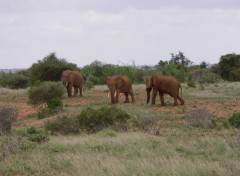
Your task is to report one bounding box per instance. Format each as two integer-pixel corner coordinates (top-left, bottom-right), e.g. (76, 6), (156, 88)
(170, 51), (193, 68)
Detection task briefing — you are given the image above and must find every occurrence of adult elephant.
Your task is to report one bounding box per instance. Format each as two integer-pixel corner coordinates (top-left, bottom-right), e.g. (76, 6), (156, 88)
(106, 76), (135, 104)
(146, 75), (184, 106)
(60, 70), (85, 97)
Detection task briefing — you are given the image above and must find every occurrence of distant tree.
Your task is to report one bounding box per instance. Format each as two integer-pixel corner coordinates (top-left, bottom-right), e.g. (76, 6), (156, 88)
(29, 53), (78, 84)
(169, 51), (193, 68)
(200, 61), (208, 69)
(210, 64), (221, 76)
(218, 53), (240, 81)
(82, 60), (142, 84)
(155, 52), (193, 82)
(0, 71), (30, 89)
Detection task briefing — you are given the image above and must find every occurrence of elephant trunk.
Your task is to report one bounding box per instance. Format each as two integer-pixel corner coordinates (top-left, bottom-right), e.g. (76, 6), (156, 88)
(146, 88), (152, 104)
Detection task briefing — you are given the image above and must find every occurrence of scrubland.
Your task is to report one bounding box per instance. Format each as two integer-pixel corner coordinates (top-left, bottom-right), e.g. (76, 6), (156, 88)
(1, 82), (240, 176)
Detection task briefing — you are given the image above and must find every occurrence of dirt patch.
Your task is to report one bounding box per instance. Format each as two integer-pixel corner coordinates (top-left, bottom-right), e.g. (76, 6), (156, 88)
(0, 102), (36, 120)
(64, 98), (93, 106)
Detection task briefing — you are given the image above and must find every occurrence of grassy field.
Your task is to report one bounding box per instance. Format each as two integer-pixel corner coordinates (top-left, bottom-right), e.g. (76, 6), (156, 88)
(1, 82), (240, 176)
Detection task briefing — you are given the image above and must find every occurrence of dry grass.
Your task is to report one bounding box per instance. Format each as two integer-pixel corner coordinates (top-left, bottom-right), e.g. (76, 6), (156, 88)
(1, 82), (240, 175)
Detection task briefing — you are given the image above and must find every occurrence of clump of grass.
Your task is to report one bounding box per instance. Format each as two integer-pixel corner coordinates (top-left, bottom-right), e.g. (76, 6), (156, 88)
(229, 112), (240, 128)
(0, 106), (18, 134)
(0, 126), (48, 158)
(186, 108), (215, 128)
(18, 126), (49, 143)
(226, 131), (240, 156)
(131, 111), (159, 135)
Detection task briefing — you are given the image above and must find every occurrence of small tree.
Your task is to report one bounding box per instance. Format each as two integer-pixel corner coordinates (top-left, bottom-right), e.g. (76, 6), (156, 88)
(29, 52), (78, 84)
(169, 51), (193, 68)
(218, 53), (240, 81)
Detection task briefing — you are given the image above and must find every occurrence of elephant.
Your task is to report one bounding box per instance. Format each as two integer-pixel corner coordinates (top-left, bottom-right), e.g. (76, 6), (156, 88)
(60, 70), (85, 97)
(146, 75), (184, 106)
(106, 76), (135, 104)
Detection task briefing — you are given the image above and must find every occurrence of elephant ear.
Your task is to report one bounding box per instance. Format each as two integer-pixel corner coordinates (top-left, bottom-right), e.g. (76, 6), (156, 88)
(146, 77), (153, 90)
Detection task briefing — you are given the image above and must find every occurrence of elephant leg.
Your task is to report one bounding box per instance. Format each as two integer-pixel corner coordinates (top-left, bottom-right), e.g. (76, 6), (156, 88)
(177, 95), (185, 105)
(152, 89), (158, 104)
(173, 97), (178, 106)
(110, 90), (116, 104)
(67, 85), (73, 97)
(116, 90), (120, 103)
(160, 93), (165, 106)
(73, 87), (78, 97)
(129, 90), (135, 103)
(79, 86), (83, 96)
(124, 92), (129, 103)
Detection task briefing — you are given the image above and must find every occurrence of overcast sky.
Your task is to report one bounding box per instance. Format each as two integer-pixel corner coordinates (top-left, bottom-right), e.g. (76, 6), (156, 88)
(1, 0), (240, 68)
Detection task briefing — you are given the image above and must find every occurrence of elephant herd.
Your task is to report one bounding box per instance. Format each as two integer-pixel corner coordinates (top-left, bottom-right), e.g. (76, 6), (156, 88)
(60, 70), (185, 106)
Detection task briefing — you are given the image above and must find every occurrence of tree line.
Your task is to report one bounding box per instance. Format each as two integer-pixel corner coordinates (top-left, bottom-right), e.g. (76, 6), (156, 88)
(0, 52), (240, 89)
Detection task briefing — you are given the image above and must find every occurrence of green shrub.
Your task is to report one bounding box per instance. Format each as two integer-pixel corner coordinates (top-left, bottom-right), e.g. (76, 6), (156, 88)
(8, 74), (29, 89)
(47, 98), (63, 109)
(77, 106), (131, 133)
(29, 52), (78, 84)
(84, 79), (94, 90)
(0, 107), (18, 134)
(229, 112), (240, 128)
(186, 108), (215, 128)
(189, 68), (220, 85)
(0, 72), (29, 89)
(44, 116), (79, 135)
(28, 81), (65, 106)
(20, 126), (49, 143)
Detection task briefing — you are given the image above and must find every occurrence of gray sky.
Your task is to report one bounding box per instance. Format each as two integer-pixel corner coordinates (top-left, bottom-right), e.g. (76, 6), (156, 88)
(1, 0), (240, 68)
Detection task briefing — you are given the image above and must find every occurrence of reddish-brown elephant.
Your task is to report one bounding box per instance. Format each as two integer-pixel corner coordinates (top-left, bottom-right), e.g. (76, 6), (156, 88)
(146, 75), (184, 106)
(106, 76), (135, 104)
(60, 70), (85, 97)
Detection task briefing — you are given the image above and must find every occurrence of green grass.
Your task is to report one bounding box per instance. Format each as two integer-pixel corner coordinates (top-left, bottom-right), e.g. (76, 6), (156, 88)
(1, 82), (240, 175)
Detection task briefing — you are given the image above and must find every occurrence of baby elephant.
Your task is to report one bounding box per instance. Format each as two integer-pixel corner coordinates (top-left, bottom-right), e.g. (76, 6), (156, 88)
(146, 75), (184, 106)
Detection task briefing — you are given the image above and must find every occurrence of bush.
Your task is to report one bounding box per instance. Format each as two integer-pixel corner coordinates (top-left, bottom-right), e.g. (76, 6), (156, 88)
(28, 81), (65, 106)
(45, 106), (132, 135)
(8, 74), (29, 89)
(77, 106), (131, 133)
(47, 98), (63, 109)
(187, 80), (196, 88)
(189, 68), (220, 85)
(19, 126), (49, 143)
(186, 108), (215, 128)
(132, 111), (159, 135)
(44, 116), (79, 135)
(84, 79), (94, 90)
(0, 72), (29, 89)
(0, 107), (18, 134)
(229, 112), (240, 128)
